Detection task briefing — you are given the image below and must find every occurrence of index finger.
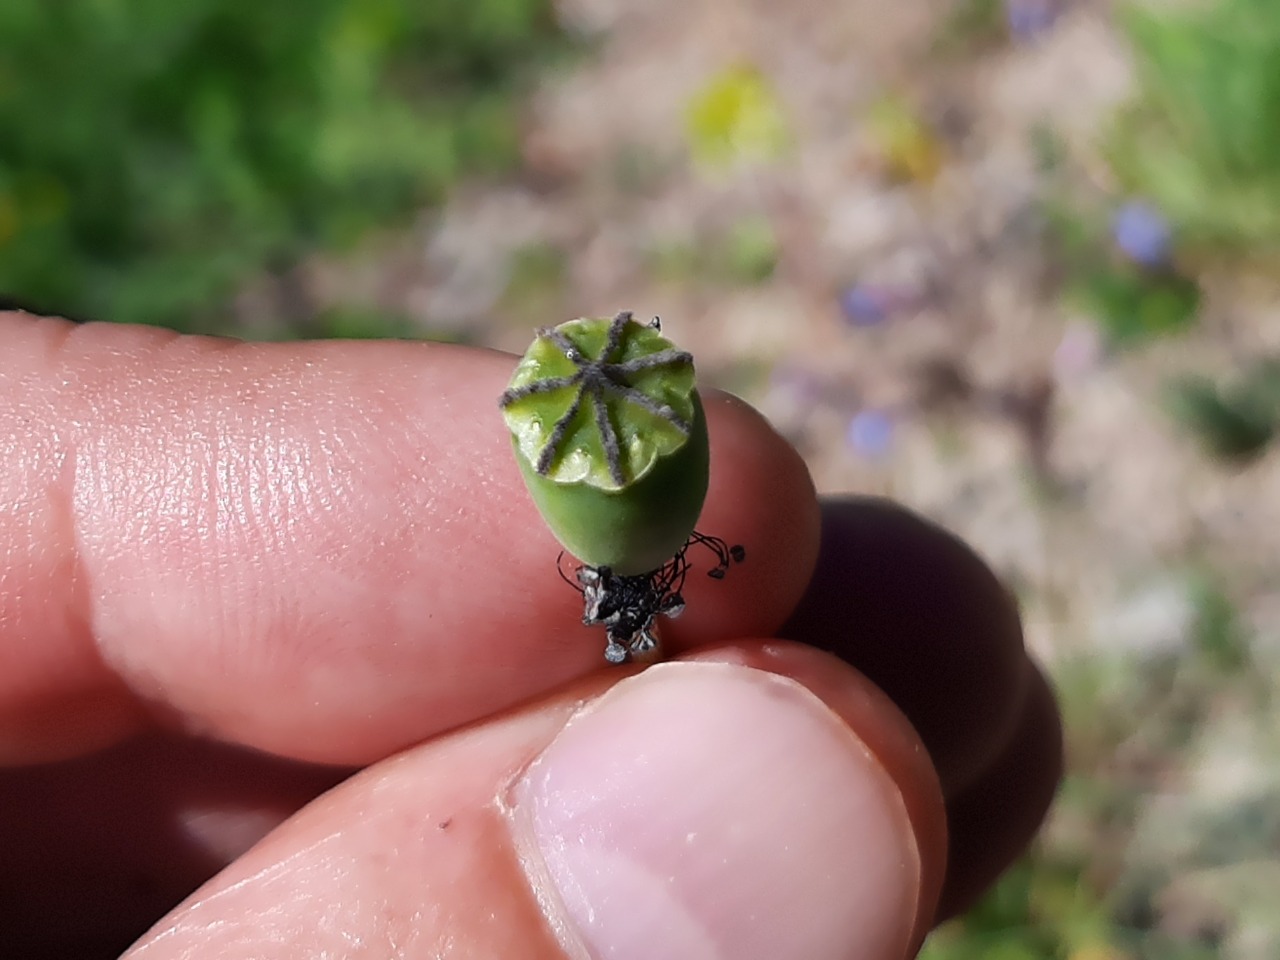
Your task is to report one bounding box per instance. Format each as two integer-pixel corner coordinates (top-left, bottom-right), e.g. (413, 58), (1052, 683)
(0, 314), (819, 764)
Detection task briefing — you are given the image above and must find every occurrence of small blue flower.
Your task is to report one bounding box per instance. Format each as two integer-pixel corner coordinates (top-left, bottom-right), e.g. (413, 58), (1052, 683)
(838, 284), (892, 327)
(1112, 200), (1173, 267)
(846, 409), (894, 459)
(1006, 0), (1060, 41)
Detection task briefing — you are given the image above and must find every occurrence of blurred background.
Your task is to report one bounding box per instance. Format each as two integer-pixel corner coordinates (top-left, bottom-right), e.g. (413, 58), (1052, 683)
(3, 0), (1279, 956)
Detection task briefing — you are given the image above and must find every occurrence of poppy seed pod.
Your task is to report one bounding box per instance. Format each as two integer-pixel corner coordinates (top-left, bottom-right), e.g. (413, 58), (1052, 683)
(500, 312), (710, 576)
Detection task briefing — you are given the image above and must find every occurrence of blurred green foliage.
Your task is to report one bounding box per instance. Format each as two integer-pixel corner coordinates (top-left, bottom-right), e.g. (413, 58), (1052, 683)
(922, 856), (1123, 960)
(1044, 199), (1201, 348)
(719, 214), (778, 283)
(0, 0), (563, 331)
(646, 215), (778, 288)
(1187, 576), (1250, 674)
(1165, 360), (1280, 463)
(1071, 264), (1200, 348)
(302, 306), (473, 343)
(933, 0), (1006, 55)
(500, 240), (569, 326)
(1108, 0), (1280, 252)
(684, 64), (789, 173)
(864, 95), (945, 184)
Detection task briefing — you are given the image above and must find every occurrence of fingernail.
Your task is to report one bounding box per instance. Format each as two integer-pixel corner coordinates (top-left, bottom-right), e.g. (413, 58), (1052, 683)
(510, 662), (920, 960)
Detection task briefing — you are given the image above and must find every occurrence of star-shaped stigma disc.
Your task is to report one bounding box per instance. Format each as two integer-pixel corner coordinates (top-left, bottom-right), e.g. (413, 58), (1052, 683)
(499, 311), (696, 489)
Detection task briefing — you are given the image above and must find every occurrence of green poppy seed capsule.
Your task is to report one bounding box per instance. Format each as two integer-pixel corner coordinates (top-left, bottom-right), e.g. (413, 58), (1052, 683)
(499, 311), (710, 576)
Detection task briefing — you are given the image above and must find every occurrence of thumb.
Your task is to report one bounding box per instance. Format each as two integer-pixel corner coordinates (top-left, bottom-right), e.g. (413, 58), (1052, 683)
(125, 643), (946, 960)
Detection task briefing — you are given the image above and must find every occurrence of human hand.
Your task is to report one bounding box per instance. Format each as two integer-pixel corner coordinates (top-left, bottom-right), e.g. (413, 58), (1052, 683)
(0, 313), (1060, 959)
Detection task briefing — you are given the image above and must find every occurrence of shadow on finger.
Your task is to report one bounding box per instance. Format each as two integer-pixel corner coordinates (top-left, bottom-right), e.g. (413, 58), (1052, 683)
(780, 497), (1064, 923)
(780, 497), (1035, 798)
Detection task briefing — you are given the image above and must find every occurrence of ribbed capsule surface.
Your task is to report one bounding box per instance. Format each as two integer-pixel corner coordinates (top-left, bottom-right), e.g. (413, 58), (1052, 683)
(499, 312), (710, 575)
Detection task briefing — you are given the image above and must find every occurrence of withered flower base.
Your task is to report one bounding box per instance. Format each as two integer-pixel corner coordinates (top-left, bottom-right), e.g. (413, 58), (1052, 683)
(560, 534), (745, 663)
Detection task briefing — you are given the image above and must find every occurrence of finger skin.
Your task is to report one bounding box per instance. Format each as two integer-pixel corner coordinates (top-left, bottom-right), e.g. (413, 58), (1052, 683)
(780, 497), (1032, 798)
(0, 645), (945, 959)
(686, 641), (947, 953)
(121, 643), (946, 960)
(0, 734), (349, 959)
(0, 314), (819, 764)
(0, 313), (1048, 951)
(780, 498), (1062, 922)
